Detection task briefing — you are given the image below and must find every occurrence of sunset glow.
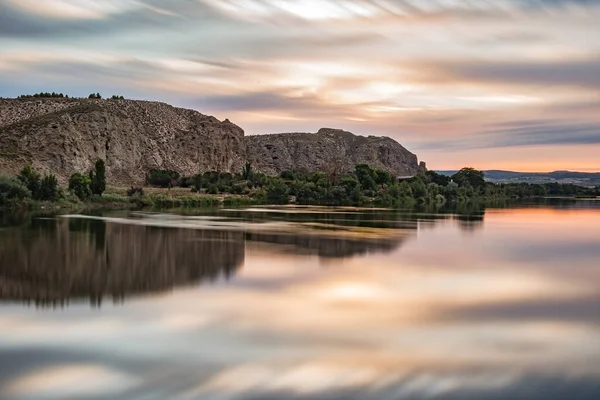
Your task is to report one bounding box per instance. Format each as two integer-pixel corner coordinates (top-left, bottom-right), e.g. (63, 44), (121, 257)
(1, 0), (598, 170)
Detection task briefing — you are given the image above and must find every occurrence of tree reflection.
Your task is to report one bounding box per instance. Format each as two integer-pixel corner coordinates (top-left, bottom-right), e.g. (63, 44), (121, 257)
(0, 218), (245, 306)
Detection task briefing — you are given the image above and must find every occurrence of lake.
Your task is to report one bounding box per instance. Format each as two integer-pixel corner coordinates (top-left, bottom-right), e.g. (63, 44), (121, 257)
(1, 202), (599, 399)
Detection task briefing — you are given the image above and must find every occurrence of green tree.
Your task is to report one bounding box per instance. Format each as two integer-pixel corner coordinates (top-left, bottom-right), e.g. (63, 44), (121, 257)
(341, 174), (360, 191)
(90, 159), (106, 195)
(266, 179), (290, 204)
(452, 167), (485, 189)
(0, 176), (31, 207)
(280, 170), (296, 180)
(374, 169), (393, 188)
(355, 164), (376, 191)
(410, 178), (427, 199)
(242, 162), (253, 180)
(17, 165), (41, 199)
(68, 173), (92, 200)
(39, 174), (60, 201)
(147, 169), (180, 188)
(397, 181), (413, 198)
(425, 170), (451, 186)
(192, 173), (203, 191)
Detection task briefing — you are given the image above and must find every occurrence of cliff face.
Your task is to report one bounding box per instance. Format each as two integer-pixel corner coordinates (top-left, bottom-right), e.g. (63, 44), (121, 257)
(246, 128), (425, 178)
(0, 99), (425, 183)
(0, 98), (245, 184)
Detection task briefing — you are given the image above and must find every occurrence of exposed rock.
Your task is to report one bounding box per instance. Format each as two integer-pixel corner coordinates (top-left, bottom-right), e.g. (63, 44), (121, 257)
(246, 128), (425, 178)
(0, 98), (245, 184)
(0, 99), (425, 184)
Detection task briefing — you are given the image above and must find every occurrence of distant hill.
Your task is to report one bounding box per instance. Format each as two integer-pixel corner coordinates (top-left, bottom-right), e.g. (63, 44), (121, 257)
(437, 170), (600, 187)
(0, 97), (425, 184)
(247, 128), (426, 178)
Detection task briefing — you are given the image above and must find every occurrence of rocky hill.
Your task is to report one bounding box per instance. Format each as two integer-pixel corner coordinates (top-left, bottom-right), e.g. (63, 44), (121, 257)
(0, 98), (424, 184)
(0, 98), (245, 184)
(246, 128), (425, 178)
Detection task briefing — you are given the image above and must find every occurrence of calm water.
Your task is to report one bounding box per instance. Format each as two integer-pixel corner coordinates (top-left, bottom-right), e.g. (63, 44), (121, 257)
(0, 202), (599, 399)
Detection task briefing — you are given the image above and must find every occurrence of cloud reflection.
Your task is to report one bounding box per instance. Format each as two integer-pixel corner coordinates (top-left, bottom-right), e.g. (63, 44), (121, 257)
(0, 205), (599, 399)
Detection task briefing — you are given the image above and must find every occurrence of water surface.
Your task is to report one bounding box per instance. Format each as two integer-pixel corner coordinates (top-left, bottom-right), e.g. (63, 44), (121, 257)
(1, 203), (599, 399)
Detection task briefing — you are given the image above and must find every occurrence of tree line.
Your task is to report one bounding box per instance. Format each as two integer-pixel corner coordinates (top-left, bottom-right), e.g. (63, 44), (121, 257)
(2, 162), (598, 210)
(14, 92), (125, 100)
(144, 164), (600, 206)
(0, 160), (106, 208)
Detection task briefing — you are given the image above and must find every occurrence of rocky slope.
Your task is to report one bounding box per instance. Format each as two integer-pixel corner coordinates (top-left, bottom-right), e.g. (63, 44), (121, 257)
(246, 128), (425, 178)
(0, 98), (245, 184)
(0, 99), (424, 184)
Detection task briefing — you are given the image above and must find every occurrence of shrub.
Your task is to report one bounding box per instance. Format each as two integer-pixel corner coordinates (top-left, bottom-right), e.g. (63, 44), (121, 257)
(126, 187), (144, 197)
(147, 169), (180, 188)
(207, 184), (219, 194)
(39, 174), (60, 201)
(280, 170), (296, 180)
(230, 184), (245, 194)
(178, 176), (194, 188)
(203, 171), (220, 184)
(68, 173), (92, 200)
(95, 194), (129, 203)
(0, 176), (31, 207)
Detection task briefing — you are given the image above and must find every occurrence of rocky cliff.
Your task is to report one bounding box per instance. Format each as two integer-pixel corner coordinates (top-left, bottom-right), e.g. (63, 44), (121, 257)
(0, 98), (245, 184)
(246, 128), (425, 178)
(0, 99), (424, 184)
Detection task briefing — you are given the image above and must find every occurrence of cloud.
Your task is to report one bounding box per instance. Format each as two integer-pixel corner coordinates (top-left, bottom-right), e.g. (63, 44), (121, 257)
(435, 295), (600, 326)
(0, 0), (214, 38)
(415, 120), (600, 150)
(424, 57), (600, 89)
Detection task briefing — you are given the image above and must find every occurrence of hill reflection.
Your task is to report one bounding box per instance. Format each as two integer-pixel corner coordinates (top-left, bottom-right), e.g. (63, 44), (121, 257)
(246, 232), (404, 258)
(0, 206), (489, 306)
(0, 218), (244, 306)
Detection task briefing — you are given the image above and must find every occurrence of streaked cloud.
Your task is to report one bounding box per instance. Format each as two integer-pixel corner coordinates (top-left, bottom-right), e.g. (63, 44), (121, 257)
(0, 0), (599, 170)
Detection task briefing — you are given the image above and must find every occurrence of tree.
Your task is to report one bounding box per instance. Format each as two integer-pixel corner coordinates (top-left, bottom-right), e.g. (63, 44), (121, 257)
(17, 165), (41, 199)
(266, 179), (290, 204)
(374, 169), (393, 188)
(192, 173), (203, 192)
(355, 164), (376, 191)
(410, 178), (427, 199)
(39, 174), (60, 201)
(147, 169), (180, 188)
(242, 162), (253, 181)
(0, 176), (31, 206)
(425, 170), (451, 186)
(452, 167), (485, 189)
(68, 173), (92, 200)
(90, 159), (106, 195)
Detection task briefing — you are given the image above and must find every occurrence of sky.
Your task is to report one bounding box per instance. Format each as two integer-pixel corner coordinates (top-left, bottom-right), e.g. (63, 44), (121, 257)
(0, 0), (599, 171)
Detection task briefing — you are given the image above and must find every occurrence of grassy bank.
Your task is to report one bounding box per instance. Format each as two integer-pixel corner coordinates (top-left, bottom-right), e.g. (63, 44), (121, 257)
(9, 187), (263, 212)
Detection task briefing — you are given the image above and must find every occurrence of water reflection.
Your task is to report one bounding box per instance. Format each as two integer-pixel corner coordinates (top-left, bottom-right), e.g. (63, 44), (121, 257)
(1, 204), (599, 400)
(0, 217), (244, 306)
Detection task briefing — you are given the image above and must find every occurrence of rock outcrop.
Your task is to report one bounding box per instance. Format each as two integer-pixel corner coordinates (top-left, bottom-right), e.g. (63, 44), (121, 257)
(246, 128), (425, 178)
(0, 98), (245, 184)
(0, 98), (425, 184)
